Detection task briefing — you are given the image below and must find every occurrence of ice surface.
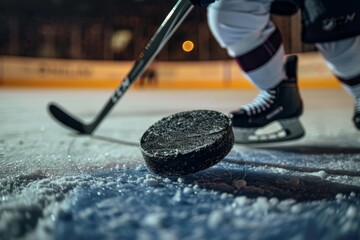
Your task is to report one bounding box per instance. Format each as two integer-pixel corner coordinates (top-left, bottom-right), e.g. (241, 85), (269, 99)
(2, 165), (358, 240)
(1, 89), (360, 240)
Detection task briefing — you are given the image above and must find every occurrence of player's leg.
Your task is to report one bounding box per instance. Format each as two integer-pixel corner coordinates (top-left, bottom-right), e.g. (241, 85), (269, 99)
(207, 0), (304, 143)
(316, 36), (360, 130)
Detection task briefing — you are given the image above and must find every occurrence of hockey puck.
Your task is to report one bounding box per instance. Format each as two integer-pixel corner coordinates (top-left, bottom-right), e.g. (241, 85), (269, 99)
(140, 110), (234, 176)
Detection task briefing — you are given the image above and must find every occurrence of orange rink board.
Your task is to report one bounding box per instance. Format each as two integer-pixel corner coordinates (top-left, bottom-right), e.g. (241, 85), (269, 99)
(0, 52), (340, 89)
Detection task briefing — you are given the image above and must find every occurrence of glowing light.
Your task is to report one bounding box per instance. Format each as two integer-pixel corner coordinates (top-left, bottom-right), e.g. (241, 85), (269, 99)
(182, 40), (194, 52)
(111, 30), (132, 52)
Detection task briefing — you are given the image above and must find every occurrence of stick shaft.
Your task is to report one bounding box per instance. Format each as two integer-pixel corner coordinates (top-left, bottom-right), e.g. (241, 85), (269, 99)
(89, 0), (194, 132)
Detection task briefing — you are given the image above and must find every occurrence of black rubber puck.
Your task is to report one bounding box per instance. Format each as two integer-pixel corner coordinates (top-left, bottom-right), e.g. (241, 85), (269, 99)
(140, 110), (234, 176)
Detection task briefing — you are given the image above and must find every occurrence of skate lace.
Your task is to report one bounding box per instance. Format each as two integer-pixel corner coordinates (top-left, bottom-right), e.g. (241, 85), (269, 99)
(355, 98), (360, 113)
(242, 90), (276, 116)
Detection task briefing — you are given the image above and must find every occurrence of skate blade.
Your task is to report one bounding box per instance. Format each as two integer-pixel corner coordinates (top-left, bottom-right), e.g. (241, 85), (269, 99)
(233, 118), (305, 144)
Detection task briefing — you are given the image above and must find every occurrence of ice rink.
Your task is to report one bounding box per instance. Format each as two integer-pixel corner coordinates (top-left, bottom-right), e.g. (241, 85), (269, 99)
(1, 88), (360, 239)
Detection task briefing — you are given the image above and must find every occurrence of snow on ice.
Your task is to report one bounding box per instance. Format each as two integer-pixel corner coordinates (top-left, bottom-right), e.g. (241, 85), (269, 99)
(1, 89), (360, 240)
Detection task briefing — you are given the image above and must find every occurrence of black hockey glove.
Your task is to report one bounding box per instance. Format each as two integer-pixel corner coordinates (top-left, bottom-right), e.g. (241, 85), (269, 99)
(190, 0), (216, 7)
(270, 0), (302, 16)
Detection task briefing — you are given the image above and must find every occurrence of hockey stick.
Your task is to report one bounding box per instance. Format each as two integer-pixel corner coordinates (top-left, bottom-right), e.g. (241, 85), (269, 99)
(48, 0), (194, 134)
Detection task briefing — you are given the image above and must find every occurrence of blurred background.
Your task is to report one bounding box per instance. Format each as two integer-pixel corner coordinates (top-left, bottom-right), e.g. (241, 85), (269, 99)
(1, 0), (335, 89)
(0, 0), (316, 60)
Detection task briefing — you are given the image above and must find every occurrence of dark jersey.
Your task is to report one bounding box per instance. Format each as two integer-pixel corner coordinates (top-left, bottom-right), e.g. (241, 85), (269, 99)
(301, 0), (360, 43)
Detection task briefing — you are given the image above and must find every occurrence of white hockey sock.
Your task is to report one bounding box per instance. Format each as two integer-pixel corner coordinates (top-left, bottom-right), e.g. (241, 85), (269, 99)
(234, 29), (286, 90)
(316, 36), (360, 99)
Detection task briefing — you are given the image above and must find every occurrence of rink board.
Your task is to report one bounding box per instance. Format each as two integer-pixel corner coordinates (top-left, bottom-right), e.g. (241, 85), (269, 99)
(0, 52), (340, 89)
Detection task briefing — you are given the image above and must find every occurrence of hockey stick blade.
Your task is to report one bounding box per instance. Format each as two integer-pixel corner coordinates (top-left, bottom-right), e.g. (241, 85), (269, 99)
(48, 0), (194, 134)
(48, 103), (94, 134)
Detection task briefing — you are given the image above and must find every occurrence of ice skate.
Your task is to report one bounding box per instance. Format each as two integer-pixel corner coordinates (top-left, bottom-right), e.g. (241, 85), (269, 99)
(229, 55), (305, 144)
(353, 97), (360, 130)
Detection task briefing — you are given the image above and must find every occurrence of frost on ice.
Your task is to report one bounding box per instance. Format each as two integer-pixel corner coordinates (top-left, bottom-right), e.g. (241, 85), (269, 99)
(1, 89), (360, 240)
(1, 163), (360, 240)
